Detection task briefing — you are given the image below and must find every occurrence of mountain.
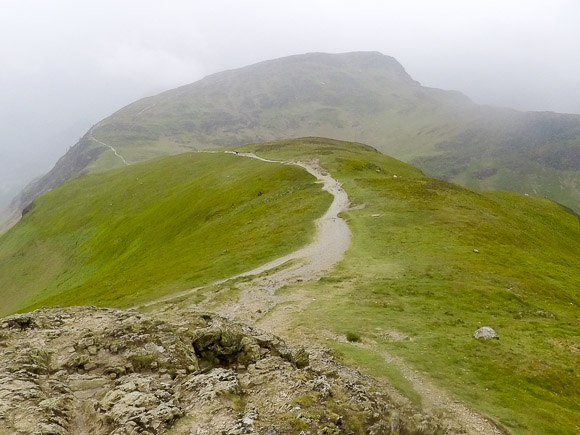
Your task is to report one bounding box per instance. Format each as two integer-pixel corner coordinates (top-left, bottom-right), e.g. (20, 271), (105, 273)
(8, 51), (580, 223)
(1, 138), (578, 433)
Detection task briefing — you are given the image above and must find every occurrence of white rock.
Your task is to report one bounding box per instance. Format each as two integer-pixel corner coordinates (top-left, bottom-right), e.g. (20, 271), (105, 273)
(474, 326), (498, 340)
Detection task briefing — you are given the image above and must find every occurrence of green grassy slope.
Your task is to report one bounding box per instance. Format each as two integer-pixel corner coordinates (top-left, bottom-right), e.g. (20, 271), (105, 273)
(16, 52), (580, 216)
(0, 152), (331, 316)
(2, 137), (578, 432)
(234, 138), (580, 434)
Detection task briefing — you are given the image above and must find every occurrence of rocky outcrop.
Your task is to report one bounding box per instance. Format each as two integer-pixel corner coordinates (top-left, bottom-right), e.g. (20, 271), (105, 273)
(0, 306), (446, 434)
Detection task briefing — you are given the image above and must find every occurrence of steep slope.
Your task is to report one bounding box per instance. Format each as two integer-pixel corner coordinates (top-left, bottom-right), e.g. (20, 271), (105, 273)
(11, 51), (580, 218)
(0, 151), (331, 316)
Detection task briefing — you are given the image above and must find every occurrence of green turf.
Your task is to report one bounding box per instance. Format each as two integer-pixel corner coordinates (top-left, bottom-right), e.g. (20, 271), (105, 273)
(235, 138), (580, 434)
(0, 152), (331, 315)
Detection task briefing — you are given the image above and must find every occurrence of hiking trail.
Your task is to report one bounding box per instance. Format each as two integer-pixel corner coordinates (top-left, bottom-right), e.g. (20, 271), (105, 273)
(139, 151), (351, 310)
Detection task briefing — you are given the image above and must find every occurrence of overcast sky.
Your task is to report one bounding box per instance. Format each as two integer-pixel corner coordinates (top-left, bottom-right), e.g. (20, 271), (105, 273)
(1, 0), (579, 207)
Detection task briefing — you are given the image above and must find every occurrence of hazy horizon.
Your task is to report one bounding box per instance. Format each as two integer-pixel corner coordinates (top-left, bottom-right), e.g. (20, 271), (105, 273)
(2, 0), (579, 208)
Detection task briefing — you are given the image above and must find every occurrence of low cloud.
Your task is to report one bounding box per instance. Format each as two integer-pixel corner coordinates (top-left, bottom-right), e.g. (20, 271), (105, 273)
(1, 0), (579, 205)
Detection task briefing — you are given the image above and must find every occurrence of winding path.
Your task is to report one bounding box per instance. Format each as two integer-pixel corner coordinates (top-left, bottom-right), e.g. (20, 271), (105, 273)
(136, 151), (504, 433)
(90, 136), (130, 166)
(225, 151), (351, 282)
(139, 151), (351, 309)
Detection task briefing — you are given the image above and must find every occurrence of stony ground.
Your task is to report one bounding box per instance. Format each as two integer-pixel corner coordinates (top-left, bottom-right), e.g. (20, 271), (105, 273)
(0, 306), (449, 434)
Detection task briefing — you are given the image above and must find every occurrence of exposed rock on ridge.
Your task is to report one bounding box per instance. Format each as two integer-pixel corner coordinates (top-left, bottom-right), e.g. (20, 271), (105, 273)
(0, 307), (445, 434)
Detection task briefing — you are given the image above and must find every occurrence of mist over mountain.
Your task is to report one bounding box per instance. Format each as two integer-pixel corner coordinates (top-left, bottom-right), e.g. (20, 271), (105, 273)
(0, 116), (92, 200)
(8, 51), (580, 223)
(3, 1), (580, 224)
(1, 4), (579, 433)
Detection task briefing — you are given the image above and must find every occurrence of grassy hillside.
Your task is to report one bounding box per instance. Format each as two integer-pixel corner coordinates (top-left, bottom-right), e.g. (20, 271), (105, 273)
(0, 152), (331, 316)
(14, 51), (580, 217)
(212, 138), (578, 434)
(2, 137), (578, 432)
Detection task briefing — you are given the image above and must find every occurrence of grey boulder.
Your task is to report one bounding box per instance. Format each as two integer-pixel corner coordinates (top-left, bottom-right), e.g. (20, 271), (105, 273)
(473, 326), (499, 340)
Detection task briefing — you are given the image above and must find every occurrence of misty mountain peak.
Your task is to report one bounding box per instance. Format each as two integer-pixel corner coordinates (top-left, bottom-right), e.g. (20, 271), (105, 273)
(200, 51), (415, 87)
(7, 51), (580, 221)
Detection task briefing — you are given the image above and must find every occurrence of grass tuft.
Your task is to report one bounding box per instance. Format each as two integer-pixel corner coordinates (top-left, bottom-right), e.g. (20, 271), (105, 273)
(345, 332), (361, 343)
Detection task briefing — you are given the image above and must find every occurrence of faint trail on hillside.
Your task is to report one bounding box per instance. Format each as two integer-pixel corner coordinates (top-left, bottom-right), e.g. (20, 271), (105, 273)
(90, 136), (130, 166)
(332, 332), (507, 435)
(135, 103), (157, 117)
(139, 151), (351, 309)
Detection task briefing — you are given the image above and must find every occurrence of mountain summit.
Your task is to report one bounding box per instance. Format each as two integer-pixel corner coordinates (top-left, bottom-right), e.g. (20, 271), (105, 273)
(9, 51), (580, 219)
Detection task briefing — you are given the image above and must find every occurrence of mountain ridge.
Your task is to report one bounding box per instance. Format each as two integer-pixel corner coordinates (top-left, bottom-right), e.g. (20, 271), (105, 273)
(4, 51), (580, 229)
(0, 51), (475, 222)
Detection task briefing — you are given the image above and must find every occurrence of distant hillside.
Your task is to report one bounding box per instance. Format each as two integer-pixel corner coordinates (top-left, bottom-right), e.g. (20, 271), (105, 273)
(10, 51), (580, 217)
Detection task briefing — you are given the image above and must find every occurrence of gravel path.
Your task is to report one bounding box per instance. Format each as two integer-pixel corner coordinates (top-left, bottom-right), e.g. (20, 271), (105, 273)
(139, 151), (351, 309)
(139, 151), (506, 434)
(226, 152), (351, 282)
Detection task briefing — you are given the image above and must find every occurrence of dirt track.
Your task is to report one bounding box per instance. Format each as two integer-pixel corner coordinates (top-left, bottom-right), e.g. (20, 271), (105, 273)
(138, 152), (505, 434)
(225, 153), (351, 283)
(90, 136), (130, 166)
(139, 151), (351, 309)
